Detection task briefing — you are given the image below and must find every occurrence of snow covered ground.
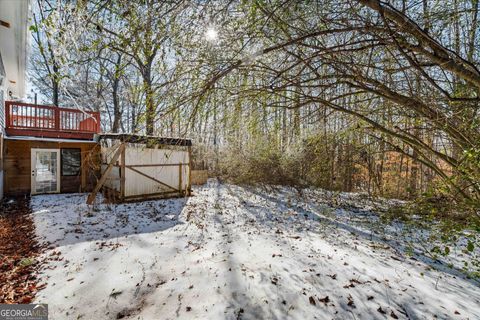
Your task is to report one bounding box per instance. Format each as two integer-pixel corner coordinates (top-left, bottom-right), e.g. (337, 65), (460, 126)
(31, 180), (480, 319)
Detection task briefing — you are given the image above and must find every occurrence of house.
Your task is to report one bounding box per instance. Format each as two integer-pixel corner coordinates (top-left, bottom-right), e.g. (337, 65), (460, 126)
(2, 102), (192, 200)
(0, 0), (100, 197)
(0, 0), (192, 201)
(3, 101), (101, 195)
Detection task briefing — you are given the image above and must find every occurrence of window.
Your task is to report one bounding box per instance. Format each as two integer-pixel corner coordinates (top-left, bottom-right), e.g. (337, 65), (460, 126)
(61, 148), (81, 176)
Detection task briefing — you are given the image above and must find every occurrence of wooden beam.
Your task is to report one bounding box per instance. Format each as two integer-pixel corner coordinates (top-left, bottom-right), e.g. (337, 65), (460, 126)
(125, 163), (189, 168)
(126, 166), (179, 192)
(5, 128), (96, 140)
(120, 144), (125, 201)
(178, 164), (183, 195)
(98, 133), (192, 147)
(187, 146), (192, 195)
(86, 143), (125, 205)
(123, 190), (183, 201)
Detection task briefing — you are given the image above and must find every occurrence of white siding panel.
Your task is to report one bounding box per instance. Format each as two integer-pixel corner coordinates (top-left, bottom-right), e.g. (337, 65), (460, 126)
(101, 164), (120, 191)
(101, 145), (190, 198)
(124, 147), (189, 197)
(101, 146), (121, 192)
(124, 147), (188, 166)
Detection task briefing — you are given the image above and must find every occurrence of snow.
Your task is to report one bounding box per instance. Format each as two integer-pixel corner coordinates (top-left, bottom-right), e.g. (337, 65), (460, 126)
(31, 180), (480, 319)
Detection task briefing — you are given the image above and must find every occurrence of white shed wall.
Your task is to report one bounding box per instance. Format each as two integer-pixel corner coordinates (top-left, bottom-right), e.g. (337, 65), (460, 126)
(101, 146), (120, 192)
(124, 147), (189, 197)
(101, 164), (120, 191)
(101, 144), (190, 199)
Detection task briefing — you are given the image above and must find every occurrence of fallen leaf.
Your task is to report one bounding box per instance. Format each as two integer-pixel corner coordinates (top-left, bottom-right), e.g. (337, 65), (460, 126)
(319, 296), (330, 305)
(347, 295), (355, 308)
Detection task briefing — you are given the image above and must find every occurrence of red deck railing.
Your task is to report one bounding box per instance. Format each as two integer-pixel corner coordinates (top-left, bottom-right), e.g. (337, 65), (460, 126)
(5, 101), (101, 140)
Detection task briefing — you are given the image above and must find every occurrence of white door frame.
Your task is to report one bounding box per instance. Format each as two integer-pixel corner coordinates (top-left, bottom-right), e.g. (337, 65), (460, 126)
(31, 148), (61, 195)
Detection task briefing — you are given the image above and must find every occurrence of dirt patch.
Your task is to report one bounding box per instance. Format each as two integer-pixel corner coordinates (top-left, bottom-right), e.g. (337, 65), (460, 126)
(0, 197), (43, 303)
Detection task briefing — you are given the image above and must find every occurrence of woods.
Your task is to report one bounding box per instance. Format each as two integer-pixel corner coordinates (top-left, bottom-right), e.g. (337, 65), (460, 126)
(4, 0), (480, 317)
(28, 0), (480, 208)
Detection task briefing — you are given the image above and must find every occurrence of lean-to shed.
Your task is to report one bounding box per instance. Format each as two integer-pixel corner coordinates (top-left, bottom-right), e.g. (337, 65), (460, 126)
(88, 134), (192, 203)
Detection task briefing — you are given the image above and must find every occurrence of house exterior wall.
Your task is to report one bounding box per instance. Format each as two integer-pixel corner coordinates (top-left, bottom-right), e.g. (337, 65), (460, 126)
(1, 0), (30, 200)
(0, 134), (3, 198)
(0, 56), (6, 129)
(1, 54), (6, 200)
(0, 0), (29, 100)
(3, 139), (100, 195)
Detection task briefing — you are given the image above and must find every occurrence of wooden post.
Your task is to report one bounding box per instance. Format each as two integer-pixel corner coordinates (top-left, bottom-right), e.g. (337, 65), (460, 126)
(5, 102), (11, 128)
(54, 107), (60, 130)
(187, 146), (192, 196)
(120, 144), (126, 201)
(95, 113), (101, 133)
(178, 164), (183, 196)
(86, 143), (125, 205)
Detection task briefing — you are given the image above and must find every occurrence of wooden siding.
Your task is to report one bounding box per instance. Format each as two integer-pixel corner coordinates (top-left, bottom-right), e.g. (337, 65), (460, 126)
(0, 134), (4, 200)
(191, 170), (208, 185)
(3, 139), (100, 195)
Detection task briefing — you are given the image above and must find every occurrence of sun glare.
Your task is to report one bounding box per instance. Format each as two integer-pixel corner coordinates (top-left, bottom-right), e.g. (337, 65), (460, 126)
(205, 27), (218, 42)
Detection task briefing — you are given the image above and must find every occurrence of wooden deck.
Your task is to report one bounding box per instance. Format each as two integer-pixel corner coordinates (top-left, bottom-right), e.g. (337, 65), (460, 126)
(5, 101), (101, 140)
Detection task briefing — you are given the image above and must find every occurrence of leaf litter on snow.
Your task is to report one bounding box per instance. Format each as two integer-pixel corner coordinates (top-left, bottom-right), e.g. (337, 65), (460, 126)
(28, 181), (480, 319)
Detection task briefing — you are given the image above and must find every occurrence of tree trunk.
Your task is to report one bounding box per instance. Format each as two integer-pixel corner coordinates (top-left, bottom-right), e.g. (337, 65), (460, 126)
(112, 78), (120, 133)
(52, 63), (59, 106)
(111, 54), (122, 133)
(143, 69), (155, 136)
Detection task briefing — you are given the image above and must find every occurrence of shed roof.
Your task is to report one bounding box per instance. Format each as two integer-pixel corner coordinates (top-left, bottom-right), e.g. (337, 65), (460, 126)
(96, 133), (192, 147)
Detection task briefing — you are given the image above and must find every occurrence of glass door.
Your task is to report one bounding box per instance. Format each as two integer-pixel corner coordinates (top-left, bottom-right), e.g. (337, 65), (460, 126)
(31, 149), (61, 194)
